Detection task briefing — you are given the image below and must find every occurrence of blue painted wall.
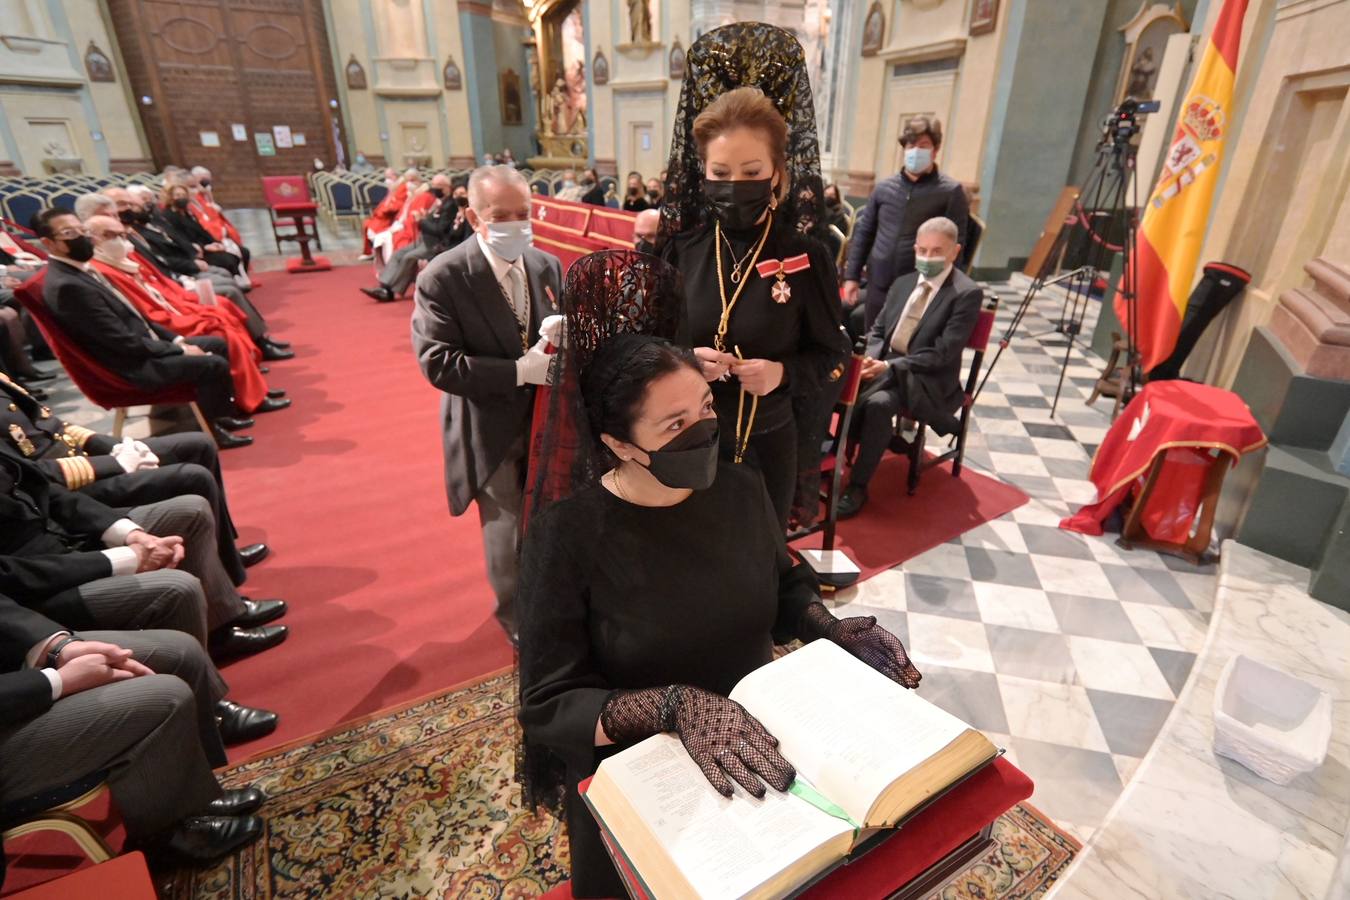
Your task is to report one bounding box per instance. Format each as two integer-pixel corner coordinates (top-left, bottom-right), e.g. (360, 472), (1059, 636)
(457, 10), (534, 163)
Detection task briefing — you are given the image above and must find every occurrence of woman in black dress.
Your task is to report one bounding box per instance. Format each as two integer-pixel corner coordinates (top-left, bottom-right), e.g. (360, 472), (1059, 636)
(159, 183), (244, 278)
(516, 250), (921, 899)
(658, 26), (846, 529)
(620, 172), (651, 212)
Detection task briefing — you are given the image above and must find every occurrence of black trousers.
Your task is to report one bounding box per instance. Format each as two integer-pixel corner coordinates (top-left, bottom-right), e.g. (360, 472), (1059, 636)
(203, 249), (241, 276)
(848, 377), (907, 489)
(135, 335), (236, 420)
(81, 433), (246, 586)
(718, 417), (797, 529)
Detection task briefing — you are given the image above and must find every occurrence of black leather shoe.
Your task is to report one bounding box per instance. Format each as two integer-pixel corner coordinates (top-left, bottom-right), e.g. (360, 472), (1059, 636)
(260, 366), (270, 374)
(152, 815), (263, 865)
(212, 427), (254, 450)
(209, 624), (288, 663)
(263, 337), (290, 349)
(836, 484), (869, 520)
(360, 285), (395, 302)
(266, 388), (286, 399)
(239, 543), (269, 568)
(234, 597), (286, 627)
(17, 369), (55, 383)
(216, 416), (255, 432)
(261, 342), (294, 361)
(215, 702), (278, 746)
(254, 396), (291, 414)
(204, 786), (266, 816)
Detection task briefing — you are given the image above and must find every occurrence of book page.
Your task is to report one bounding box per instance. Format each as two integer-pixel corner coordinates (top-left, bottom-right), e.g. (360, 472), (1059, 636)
(597, 734), (853, 899)
(729, 640), (974, 825)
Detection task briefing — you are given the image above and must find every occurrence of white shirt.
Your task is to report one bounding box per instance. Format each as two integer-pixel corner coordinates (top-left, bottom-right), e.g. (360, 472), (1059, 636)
(890, 262), (953, 347)
(475, 233), (530, 330)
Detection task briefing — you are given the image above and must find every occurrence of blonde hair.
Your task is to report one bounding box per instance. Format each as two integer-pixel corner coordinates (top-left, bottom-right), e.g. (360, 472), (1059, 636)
(692, 86), (789, 203)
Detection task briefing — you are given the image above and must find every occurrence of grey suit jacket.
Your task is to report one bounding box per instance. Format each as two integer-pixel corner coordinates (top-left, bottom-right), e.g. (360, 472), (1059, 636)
(864, 267), (982, 434)
(411, 238), (563, 516)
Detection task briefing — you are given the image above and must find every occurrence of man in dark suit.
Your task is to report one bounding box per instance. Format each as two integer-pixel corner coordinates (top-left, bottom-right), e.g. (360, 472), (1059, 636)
(362, 176), (474, 302)
(411, 165), (563, 640)
(838, 216), (982, 518)
(0, 372), (265, 585)
(0, 592), (267, 874)
(31, 208), (252, 449)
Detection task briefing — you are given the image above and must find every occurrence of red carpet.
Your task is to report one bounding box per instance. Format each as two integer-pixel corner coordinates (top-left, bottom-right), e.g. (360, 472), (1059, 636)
(211, 266), (513, 758)
(792, 453), (1029, 582)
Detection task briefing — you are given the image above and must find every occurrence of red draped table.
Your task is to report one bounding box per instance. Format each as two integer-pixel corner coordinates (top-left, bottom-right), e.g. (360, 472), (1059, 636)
(1060, 380), (1266, 563)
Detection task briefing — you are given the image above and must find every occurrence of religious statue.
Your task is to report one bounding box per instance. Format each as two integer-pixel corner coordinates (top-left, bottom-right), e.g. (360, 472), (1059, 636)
(548, 78), (570, 135)
(627, 0), (652, 43)
(1126, 46), (1159, 100)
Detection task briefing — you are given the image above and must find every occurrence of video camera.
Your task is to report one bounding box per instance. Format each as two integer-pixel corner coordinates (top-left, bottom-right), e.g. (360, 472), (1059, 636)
(1102, 97), (1162, 148)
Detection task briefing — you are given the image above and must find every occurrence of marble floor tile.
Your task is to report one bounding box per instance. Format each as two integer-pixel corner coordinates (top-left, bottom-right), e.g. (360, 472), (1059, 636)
(1147, 647), (1198, 697)
(1067, 425), (1110, 445)
(1111, 753), (1143, 785)
(1002, 474), (1061, 501)
(1168, 570), (1218, 613)
(1000, 381), (1044, 396)
(1057, 821), (1098, 846)
(1041, 456), (1091, 480)
(1052, 476), (1099, 505)
(1085, 688), (1176, 757)
(906, 612), (996, 673)
(1102, 564), (1193, 609)
(959, 519), (1030, 555)
(1022, 421), (1076, 441)
(982, 433), (1036, 453)
(836, 604), (909, 649)
(1019, 524), (1096, 561)
(913, 664), (1010, 734)
(987, 452), (1051, 477)
(965, 547), (1043, 589)
(974, 582), (1060, 633)
(1008, 394), (1050, 408)
(1082, 535), (1168, 570)
(1010, 502), (1066, 527)
(903, 574), (981, 621)
(1120, 602), (1208, 652)
(971, 403), (1019, 420)
(1030, 555), (1117, 599)
(901, 542), (973, 582)
(1027, 436), (1086, 460)
(1011, 737), (1122, 828)
(1066, 635), (1176, 700)
(972, 417), (1031, 437)
(1047, 593), (1142, 643)
(998, 675), (1110, 752)
(985, 625), (1078, 685)
(835, 567), (907, 611)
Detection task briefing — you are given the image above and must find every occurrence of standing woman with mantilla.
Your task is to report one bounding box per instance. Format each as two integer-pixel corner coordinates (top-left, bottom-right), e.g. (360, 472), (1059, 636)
(657, 24), (847, 529)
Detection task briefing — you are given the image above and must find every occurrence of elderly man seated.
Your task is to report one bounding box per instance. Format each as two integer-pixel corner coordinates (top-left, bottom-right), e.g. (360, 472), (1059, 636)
(360, 177), (471, 302)
(360, 167), (415, 261)
(837, 216), (982, 518)
(187, 166), (251, 273)
(369, 168), (426, 265)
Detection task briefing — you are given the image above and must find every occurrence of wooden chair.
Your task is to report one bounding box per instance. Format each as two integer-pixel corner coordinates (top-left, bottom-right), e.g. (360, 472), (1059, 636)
(889, 295), (1000, 495)
(259, 175), (322, 256)
(0, 773), (114, 867)
(13, 274), (214, 442)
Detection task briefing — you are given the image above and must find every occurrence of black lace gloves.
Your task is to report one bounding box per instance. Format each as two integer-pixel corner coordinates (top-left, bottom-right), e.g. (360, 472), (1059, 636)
(800, 602), (923, 689)
(600, 685), (796, 798)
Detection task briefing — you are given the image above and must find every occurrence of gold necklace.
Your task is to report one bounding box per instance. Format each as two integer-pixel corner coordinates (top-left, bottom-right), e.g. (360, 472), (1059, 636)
(732, 345), (759, 464)
(712, 214), (773, 354)
(610, 467), (632, 503)
(718, 230), (759, 284)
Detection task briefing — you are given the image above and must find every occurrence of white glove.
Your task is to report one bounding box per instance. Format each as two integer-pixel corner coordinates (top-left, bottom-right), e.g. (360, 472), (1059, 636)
(110, 440), (158, 473)
(129, 440), (159, 469)
(515, 338), (553, 387)
(538, 314), (565, 349)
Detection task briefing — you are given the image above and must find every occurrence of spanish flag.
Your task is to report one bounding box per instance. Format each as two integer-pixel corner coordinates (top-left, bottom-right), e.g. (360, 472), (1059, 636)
(1122, 0), (1250, 371)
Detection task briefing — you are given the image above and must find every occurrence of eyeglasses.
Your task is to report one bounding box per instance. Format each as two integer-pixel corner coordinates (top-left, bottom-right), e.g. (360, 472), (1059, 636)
(52, 227), (89, 240)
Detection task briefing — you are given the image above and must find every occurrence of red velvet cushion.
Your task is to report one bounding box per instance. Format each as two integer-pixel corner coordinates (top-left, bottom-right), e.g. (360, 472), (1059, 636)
(271, 201), (317, 215)
(542, 757), (1032, 899)
(6, 851), (155, 899)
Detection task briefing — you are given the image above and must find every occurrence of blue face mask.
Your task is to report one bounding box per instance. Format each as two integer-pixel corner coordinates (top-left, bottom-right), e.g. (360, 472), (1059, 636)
(904, 146), (934, 174)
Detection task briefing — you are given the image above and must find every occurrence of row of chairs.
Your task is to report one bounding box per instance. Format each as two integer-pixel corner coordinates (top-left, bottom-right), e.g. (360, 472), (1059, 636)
(0, 173), (157, 230)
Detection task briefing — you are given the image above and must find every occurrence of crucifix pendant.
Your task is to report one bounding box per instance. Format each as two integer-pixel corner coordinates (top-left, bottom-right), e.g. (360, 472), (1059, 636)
(771, 274), (791, 304)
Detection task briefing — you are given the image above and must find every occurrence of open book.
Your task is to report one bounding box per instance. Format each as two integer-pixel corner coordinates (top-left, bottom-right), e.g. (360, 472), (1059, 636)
(583, 640), (997, 899)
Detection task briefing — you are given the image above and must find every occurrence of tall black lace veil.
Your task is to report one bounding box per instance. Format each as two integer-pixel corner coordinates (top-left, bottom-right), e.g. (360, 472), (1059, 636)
(658, 22), (827, 242)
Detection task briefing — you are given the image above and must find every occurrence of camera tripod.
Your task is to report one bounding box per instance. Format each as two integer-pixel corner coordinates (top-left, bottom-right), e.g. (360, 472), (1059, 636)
(976, 101), (1148, 418)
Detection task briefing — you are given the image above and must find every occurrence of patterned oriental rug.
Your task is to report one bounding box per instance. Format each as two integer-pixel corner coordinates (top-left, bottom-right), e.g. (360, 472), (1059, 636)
(163, 669), (1079, 899)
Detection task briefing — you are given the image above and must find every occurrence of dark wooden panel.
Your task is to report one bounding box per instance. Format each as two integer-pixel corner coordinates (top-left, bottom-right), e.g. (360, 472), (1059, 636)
(107, 0), (346, 207)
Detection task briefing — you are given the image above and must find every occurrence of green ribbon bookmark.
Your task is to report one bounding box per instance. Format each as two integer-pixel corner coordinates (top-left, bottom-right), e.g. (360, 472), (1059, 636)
(788, 778), (860, 836)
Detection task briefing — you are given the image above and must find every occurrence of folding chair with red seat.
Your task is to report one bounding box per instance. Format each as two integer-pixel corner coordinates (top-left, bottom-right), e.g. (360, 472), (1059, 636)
(12, 273), (215, 442)
(889, 294), (999, 495)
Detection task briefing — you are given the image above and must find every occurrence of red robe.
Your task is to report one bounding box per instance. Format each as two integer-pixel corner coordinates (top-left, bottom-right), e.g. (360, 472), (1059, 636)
(390, 190), (438, 252)
(190, 195), (242, 244)
(362, 181), (408, 253)
(92, 257), (268, 413)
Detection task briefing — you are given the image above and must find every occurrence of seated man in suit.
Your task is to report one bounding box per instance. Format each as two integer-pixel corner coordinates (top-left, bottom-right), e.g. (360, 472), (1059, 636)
(837, 216), (982, 518)
(0, 372), (265, 586)
(31, 208), (254, 448)
(362, 177), (472, 302)
(188, 166), (251, 273)
(0, 593), (266, 871)
(0, 444), (288, 663)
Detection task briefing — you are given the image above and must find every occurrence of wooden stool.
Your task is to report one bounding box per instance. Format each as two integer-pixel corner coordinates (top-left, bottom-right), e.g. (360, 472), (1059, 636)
(1087, 331), (1131, 421)
(1116, 450), (1231, 565)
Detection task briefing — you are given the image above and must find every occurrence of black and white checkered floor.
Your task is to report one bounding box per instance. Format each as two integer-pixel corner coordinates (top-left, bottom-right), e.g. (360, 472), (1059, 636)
(39, 275), (1215, 845)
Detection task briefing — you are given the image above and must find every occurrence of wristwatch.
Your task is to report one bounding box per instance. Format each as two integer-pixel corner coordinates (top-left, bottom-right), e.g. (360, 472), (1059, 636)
(46, 634), (79, 669)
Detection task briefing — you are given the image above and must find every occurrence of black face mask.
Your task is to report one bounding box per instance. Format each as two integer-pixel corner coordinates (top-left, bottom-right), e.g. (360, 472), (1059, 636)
(430, 187), (446, 199)
(704, 177), (774, 231)
(172, 197), (190, 210)
(634, 238), (657, 256)
(455, 196), (469, 208)
(117, 209), (138, 226)
(136, 207), (153, 225)
(63, 235), (95, 263)
(635, 418), (719, 490)
(199, 180), (211, 188)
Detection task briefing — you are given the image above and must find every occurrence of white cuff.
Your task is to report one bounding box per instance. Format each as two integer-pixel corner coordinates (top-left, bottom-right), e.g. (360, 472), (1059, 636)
(25, 631), (70, 669)
(173, 336), (186, 346)
(102, 546), (140, 576)
(41, 668), (63, 700)
(515, 357), (526, 387)
(101, 518), (141, 548)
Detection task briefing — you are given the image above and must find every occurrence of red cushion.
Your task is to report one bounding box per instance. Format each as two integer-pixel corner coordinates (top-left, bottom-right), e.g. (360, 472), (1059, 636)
(543, 757), (1032, 899)
(271, 202), (317, 215)
(6, 851), (155, 899)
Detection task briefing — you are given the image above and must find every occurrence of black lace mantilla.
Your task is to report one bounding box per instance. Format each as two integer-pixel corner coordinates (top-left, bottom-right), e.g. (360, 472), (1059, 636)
(660, 22), (827, 242)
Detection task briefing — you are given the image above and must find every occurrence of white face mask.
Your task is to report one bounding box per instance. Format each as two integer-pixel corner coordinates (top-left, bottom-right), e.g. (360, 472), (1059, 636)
(482, 220), (532, 262)
(96, 236), (132, 264)
(904, 146), (934, 174)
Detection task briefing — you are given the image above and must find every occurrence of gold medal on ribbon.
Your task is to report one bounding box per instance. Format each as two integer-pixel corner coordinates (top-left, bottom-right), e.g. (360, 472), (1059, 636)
(8, 423), (36, 457)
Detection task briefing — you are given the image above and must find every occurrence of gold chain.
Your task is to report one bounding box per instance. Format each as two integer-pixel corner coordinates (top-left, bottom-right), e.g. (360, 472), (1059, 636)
(610, 467), (632, 503)
(732, 345), (759, 464)
(713, 214), (773, 354)
(718, 229), (759, 284)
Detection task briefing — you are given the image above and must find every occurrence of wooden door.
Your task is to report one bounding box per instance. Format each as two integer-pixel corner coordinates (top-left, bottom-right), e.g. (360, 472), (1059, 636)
(107, 0), (347, 207)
